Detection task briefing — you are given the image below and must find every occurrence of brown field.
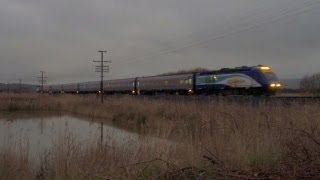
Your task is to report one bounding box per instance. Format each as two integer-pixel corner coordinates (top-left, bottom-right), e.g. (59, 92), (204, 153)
(0, 93), (320, 179)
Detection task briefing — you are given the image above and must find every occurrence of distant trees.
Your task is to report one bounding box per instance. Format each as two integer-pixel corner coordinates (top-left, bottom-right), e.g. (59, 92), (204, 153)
(160, 67), (210, 76)
(300, 73), (320, 95)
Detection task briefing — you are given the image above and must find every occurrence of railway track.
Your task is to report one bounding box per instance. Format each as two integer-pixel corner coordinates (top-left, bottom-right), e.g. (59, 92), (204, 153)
(114, 94), (320, 105)
(272, 96), (320, 99)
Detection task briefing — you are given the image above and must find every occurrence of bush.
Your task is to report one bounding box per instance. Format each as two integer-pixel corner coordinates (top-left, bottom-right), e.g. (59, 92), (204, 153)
(300, 73), (320, 95)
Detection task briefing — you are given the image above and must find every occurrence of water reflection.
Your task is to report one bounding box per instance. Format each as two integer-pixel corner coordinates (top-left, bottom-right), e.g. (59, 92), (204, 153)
(0, 112), (174, 162)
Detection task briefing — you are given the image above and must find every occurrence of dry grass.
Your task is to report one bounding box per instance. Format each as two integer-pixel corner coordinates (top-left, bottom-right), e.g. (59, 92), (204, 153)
(0, 147), (32, 179)
(0, 93), (320, 179)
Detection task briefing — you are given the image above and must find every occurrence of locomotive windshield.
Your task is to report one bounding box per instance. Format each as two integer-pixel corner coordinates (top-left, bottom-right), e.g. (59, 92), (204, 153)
(257, 66), (279, 81)
(263, 71), (278, 81)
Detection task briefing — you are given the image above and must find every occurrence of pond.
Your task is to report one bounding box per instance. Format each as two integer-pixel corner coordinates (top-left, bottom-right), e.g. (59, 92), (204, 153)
(0, 112), (175, 162)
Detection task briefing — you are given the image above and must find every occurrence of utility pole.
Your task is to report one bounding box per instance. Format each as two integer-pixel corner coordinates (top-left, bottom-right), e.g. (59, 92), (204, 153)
(100, 121), (104, 147)
(93, 50), (111, 103)
(37, 71), (48, 93)
(7, 82), (9, 93)
(18, 79), (22, 94)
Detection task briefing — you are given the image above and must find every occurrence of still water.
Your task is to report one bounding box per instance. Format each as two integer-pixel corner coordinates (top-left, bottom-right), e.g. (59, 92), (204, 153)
(0, 113), (173, 161)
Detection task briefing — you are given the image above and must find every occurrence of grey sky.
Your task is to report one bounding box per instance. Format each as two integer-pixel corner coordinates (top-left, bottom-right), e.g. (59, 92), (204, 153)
(1, 0), (320, 84)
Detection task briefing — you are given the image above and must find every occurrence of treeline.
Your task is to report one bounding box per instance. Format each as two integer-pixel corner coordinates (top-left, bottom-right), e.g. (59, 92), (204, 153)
(159, 67), (210, 76)
(300, 73), (320, 95)
(0, 83), (37, 93)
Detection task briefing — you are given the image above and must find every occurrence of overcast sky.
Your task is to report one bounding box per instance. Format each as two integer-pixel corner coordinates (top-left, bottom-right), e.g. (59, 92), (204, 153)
(1, 0), (320, 84)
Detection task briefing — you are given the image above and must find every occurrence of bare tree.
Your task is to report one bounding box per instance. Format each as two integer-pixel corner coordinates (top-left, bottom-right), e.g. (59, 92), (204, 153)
(300, 73), (320, 95)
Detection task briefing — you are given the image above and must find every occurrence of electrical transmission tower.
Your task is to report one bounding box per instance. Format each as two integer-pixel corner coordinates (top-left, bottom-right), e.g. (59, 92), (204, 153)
(93, 50), (111, 103)
(37, 71), (48, 93)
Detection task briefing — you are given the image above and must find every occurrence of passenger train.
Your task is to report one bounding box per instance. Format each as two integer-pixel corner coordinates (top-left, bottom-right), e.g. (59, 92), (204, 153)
(42, 65), (281, 96)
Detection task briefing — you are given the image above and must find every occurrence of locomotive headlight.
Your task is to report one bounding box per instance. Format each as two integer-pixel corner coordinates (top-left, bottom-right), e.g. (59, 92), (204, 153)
(188, 89), (193, 94)
(132, 90), (135, 94)
(260, 66), (271, 70)
(270, 83), (281, 88)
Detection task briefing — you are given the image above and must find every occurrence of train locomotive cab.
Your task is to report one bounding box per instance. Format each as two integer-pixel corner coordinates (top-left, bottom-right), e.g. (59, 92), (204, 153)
(194, 65), (281, 96)
(255, 65), (281, 95)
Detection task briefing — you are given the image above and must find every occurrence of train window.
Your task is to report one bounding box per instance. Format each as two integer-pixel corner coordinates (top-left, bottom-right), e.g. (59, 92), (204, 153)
(196, 76), (206, 84)
(206, 75), (217, 83)
(165, 81), (168, 85)
(189, 79), (192, 85)
(185, 80), (189, 84)
(180, 80), (184, 84)
(263, 72), (278, 81)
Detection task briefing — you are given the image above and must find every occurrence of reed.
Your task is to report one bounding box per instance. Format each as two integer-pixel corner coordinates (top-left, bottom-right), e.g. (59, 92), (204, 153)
(0, 93), (319, 179)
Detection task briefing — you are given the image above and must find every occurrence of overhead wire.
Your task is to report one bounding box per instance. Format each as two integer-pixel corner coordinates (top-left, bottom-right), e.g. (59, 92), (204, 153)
(168, 0), (320, 55)
(113, 1), (304, 77)
(115, 0), (280, 63)
(118, 0), (320, 67)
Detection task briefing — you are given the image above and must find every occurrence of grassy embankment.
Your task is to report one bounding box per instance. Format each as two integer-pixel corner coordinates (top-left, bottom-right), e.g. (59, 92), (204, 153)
(0, 93), (320, 179)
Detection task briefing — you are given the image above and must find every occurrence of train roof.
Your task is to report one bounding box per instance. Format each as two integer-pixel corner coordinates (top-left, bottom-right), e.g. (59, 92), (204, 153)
(196, 65), (263, 76)
(139, 73), (193, 79)
(44, 65), (270, 87)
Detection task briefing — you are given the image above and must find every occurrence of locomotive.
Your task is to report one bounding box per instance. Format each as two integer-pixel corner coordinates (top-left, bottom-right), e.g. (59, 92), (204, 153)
(43, 65), (281, 96)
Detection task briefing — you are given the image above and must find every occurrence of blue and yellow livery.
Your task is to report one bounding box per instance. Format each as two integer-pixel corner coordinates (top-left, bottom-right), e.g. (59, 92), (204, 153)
(42, 65), (281, 96)
(195, 65), (281, 95)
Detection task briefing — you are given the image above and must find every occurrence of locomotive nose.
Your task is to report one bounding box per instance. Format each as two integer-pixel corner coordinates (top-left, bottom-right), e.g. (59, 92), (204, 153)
(268, 83), (282, 95)
(270, 83), (281, 88)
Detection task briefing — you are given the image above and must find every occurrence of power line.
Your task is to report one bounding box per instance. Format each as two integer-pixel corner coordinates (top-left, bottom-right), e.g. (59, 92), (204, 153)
(130, 0), (320, 64)
(116, 0), (279, 63)
(119, 0), (320, 66)
(168, 0), (320, 55)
